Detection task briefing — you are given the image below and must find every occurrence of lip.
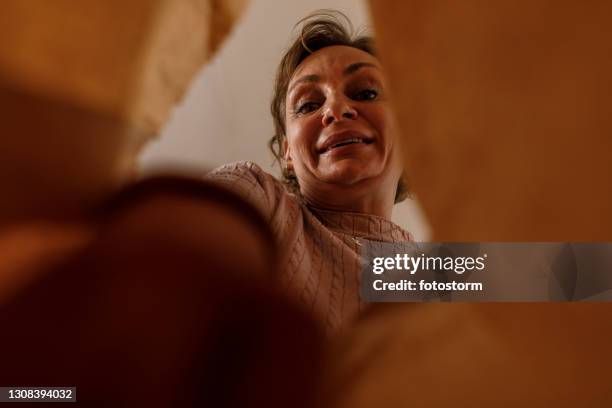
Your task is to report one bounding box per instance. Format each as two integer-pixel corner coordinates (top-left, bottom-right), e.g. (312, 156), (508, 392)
(316, 130), (374, 154)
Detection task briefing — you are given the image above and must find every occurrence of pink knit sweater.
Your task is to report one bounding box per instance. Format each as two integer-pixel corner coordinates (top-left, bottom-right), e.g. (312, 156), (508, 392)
(207, 162), (412, 335)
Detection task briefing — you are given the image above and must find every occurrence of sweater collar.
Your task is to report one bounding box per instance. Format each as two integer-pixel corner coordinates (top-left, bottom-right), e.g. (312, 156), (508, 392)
(307, 205), (412, 243)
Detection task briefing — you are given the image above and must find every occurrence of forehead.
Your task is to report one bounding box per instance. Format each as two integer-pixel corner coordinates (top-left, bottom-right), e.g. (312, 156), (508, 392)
(290, 45), (380, 80)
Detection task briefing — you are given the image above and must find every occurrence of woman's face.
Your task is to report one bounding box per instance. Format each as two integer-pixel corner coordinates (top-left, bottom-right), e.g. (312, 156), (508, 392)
(284, 45), (402, 204)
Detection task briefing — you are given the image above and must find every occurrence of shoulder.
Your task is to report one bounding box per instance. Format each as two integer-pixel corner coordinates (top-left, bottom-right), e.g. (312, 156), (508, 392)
(206, 161), (282, 195)
(205, 161), (291, 221)
(208, 161), (275, 184)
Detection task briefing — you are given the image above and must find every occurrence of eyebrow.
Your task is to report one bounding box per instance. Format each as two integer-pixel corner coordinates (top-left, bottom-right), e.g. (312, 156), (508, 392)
(344, 61), (379, 75)
(287, 61), (379, 94)
(288, 74), (319, 94)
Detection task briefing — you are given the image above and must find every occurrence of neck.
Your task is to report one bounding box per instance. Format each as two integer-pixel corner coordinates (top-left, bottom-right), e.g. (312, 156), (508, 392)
(301, 182), (395, 219)
(0, 82), (148, 227)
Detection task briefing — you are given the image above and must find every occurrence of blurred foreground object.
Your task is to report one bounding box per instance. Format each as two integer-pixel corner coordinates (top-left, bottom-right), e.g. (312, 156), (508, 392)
(0, 178), (323, 406)
(324, 303), (612, 407)
(0, 0), (247, 294)
(318, 2), (612, 407)
(0, 0), (247, 133)
(369, 1), (612, 241)
(0, 1), (325, 406)
(0, 0), (248, 227)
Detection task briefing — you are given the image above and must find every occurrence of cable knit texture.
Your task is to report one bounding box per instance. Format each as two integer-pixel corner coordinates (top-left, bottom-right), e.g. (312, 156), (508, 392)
(206, 161), (412, 335)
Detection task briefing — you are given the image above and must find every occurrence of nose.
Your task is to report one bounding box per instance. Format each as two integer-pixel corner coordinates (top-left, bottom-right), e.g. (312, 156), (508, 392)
(322, 95), (357, 126)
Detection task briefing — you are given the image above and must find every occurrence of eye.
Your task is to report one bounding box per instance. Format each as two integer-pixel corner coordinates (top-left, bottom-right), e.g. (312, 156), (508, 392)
(353, 88), (379, 101)
(295, 101), (321, 115)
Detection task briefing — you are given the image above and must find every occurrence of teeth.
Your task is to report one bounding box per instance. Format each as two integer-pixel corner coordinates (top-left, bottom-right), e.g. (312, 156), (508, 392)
(330, 138), (362, 149)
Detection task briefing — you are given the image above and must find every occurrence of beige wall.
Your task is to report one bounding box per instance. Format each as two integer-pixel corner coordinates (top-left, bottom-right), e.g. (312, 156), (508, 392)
(140, 0), (431, 240)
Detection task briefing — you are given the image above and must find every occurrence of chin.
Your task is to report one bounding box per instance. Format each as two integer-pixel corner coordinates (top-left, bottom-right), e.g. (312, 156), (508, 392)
(322, 160), (377, 186)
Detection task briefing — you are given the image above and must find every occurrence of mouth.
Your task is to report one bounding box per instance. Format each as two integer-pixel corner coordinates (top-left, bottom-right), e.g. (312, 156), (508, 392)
(318, 132), (374, 154)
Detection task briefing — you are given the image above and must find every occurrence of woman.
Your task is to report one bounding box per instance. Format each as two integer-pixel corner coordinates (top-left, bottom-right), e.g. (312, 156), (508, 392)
(207, 11), (411, 335)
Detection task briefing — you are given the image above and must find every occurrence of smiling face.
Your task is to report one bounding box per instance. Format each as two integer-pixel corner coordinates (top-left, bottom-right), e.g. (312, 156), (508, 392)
(284, 45), (402, 213)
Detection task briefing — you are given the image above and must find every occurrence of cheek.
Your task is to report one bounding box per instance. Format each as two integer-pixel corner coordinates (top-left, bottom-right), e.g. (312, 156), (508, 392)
(363, 104), (389, 135)
(286, 117), (320, 163)
(362, 105), (394, 152)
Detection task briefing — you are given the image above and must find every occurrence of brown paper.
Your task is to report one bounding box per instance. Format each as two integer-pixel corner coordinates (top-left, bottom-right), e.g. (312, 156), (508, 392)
(368, 1), (612, 241)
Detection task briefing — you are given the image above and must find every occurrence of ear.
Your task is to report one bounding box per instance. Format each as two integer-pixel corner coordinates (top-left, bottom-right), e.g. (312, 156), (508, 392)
(283, 139), (294, 171)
